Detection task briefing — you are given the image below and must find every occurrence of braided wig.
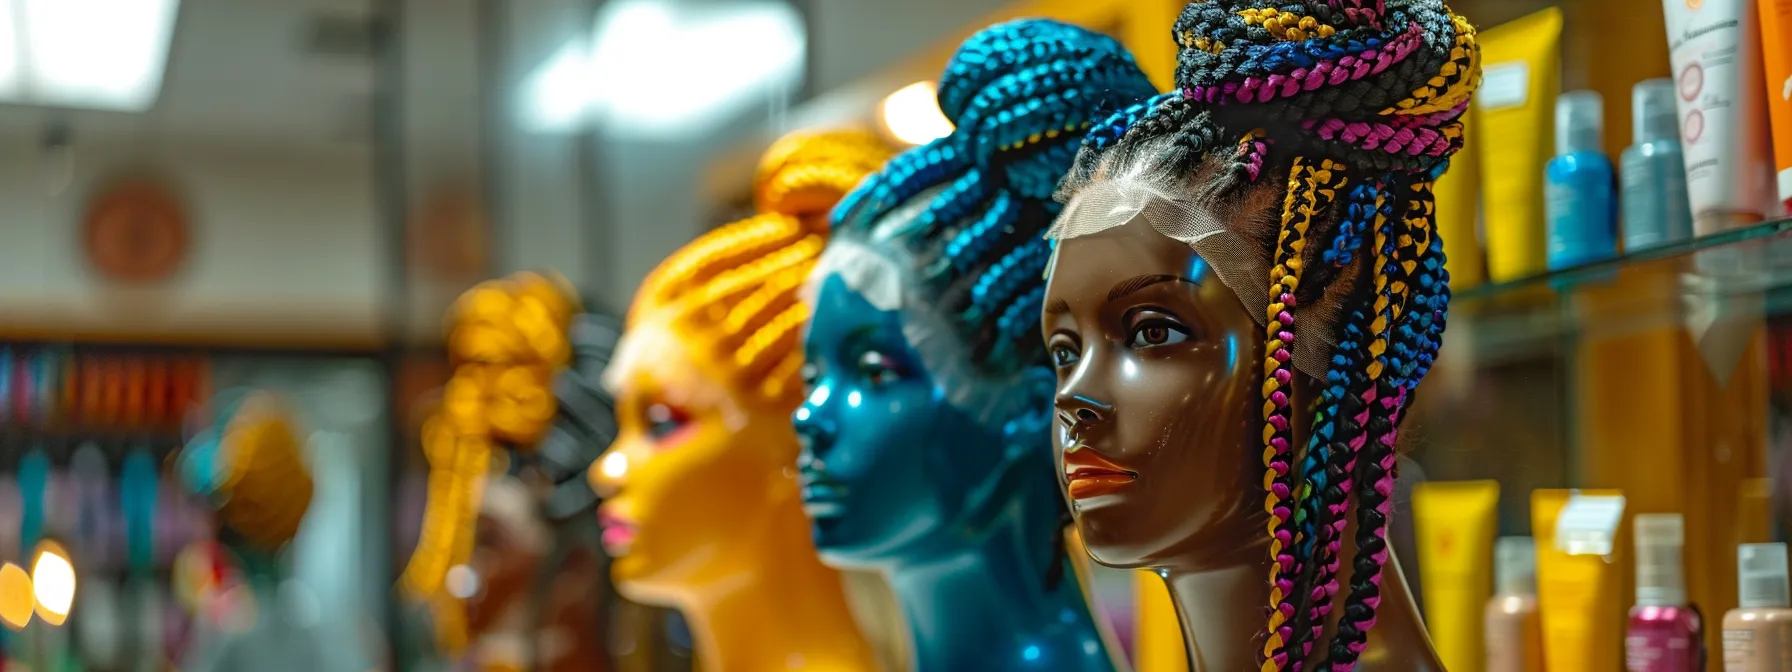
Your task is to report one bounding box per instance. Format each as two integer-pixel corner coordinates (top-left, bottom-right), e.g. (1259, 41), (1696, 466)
(610, 129), (893, 408)
(1050, 2), (1480, 670)
(824, 18), (1157, 390)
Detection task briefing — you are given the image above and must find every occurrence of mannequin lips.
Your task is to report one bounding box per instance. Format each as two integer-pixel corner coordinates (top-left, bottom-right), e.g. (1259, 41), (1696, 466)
(1063, 448), (1137, 499)
(798, 468), (849, 519)
(596, 507), (637, 556)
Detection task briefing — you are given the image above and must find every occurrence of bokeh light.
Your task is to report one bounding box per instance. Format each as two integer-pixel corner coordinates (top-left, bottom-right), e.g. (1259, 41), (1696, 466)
(32, 540), (76, 625)
(880, 81), (953, 146)
(0, 562), (34, 629)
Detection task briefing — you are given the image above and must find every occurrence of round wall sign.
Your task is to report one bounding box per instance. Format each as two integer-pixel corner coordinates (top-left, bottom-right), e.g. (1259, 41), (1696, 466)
(83, 182), (189, 283)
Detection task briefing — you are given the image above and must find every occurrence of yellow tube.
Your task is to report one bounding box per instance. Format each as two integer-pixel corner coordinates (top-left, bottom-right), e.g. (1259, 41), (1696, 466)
(1476, 8), (1562, 283)
(1412, 480), (1500, 672)
(1433, 105), (1485, 291)
(1532, 489), (1628, 672)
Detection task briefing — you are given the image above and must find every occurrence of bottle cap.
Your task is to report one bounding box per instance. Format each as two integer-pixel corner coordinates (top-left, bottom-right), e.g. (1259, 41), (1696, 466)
(1494, 536), (1537, 597)
(1633, 513), (1687, 607)
(1556, 90), (1605, 156)
(1739, 542), (1792, 609)
(1632, 78), (1679, 144)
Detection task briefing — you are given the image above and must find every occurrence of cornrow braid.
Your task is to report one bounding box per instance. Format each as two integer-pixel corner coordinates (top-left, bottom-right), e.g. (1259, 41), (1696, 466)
(631, 129), (893, 406)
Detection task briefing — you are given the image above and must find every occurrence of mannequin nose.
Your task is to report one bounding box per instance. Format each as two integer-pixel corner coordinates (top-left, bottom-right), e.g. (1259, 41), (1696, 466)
(588, 445), (639, 498)
(1055, 394), (1112, 428)
(793, 410), (836, 458)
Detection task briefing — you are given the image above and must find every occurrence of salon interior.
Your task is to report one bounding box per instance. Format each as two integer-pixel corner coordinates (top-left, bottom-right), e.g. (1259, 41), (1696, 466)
(0, 0), (1788, 670)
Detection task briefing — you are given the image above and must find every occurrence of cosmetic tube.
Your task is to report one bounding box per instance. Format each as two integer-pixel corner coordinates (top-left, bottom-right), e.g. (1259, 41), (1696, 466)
(1486, 537), (1545, 672)
(1723, 542), (1792, 671)
(1664, 0), (1777, 233)
(1545, 91), (1619, 270)
(1413, 480), (1499, 672)
(1534, 489), (1627, 672)
(1476, 8), (1562, 282)
(1626, 513), (1702, 672)
(1622, 79), (1696, 251)
(1757, 0), (1792, 213)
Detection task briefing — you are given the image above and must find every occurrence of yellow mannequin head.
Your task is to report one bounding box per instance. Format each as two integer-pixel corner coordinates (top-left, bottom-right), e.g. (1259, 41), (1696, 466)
(589, 129), (891, 602)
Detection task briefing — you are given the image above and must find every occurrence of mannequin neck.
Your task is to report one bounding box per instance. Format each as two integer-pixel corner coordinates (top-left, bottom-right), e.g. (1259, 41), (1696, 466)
(884, 490), (1113, 672)
(677, 504), (874, 672)
(1161, 523), (1439, 671)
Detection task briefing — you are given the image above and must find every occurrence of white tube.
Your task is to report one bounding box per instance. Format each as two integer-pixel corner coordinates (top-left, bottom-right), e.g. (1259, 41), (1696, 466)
(1663, 0), (1778, 234)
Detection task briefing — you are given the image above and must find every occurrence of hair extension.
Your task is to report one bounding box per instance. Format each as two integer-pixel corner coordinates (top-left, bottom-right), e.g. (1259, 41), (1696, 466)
(1053, 2), (1481, 669)
(632, 130), (893, 406)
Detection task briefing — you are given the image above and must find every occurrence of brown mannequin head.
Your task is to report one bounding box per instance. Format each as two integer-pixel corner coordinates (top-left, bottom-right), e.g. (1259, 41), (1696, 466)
(1040, 1), (1482, 668)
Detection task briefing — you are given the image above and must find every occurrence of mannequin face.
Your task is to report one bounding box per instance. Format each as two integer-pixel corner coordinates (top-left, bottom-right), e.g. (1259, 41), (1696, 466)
(588, 324), (797, 601)
(793, 273), (1008, 566)
(1040, 215), (1267, 570)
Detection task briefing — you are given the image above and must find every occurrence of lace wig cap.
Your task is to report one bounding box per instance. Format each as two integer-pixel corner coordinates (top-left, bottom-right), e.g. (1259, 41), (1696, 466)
(1046, 150), (1341, 380)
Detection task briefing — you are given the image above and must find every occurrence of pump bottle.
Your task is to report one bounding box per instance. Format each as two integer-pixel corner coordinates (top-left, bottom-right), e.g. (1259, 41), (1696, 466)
(1723, 542), (1792, 671)
(1485, 536), (1545, 672)
(1620, 78), (1694, 251)
(1544, 90), (1619, 270)
(1625, 513), (1702, 672)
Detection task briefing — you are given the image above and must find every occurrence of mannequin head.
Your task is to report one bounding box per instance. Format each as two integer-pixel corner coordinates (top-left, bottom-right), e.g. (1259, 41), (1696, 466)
(1042, 1), (1480, 668)
(795, 19), (1156, 569)
(588, 130), (891, 603)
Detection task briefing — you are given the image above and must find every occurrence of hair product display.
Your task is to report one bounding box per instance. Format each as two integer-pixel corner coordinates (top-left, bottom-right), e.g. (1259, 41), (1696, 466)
(1413, 480), (1500, 672)
(1621, 78), (1695, 251)
(1664, 0), (1777, 234)
(1486, 537), (1544, 672)
(1724, 542), (1792, 670)
(1544, 91), (1618, 270)
(1475, 8), (1561, 282)
(1626, 513), (1702, 672)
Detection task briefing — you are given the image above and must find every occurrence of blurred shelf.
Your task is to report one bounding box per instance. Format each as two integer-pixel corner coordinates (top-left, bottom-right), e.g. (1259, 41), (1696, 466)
(1444, 219), (1792, 363)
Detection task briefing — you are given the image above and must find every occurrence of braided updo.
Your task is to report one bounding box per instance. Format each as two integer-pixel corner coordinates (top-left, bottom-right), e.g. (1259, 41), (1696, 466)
(1056, 2), (1480, 671)
(621, 129), (893, 406)
(829, 18), (1157, 372)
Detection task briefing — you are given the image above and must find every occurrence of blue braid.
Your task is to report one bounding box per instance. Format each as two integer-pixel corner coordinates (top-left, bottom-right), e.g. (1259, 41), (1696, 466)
(833, 138), (969, 231)
(1326, 180), (1380, 268)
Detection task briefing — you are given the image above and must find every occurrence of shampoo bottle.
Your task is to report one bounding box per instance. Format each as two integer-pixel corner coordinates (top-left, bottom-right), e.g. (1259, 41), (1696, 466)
(1544, 91), (1619, 270)
(1620, 79), (1694, 252)
(1626, 513), (1702, 672)
(1723, 542), (1792, 671)
(1486, 536), (1545, 672)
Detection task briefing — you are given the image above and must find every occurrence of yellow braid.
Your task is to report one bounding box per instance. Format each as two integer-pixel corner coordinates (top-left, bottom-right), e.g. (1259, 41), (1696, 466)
(1260, 157), (1346, 670)
(629, 129), (893, 407)
(1238, 8), (1339, 41)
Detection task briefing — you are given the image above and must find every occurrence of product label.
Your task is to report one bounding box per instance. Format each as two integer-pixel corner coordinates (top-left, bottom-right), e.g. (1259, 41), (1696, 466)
(1662, 0), (1773, 227)
(1724, 622), (1792, 671)
(1725, 628), (1756, 669)
(1478, 62), (1529, 110)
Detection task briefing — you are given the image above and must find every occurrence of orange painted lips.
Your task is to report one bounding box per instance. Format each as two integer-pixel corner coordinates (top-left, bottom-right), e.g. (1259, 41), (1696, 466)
(1063, 448), (1137, 499)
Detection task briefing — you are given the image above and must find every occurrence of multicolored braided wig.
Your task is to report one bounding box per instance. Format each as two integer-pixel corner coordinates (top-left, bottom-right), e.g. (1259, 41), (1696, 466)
(607, 129), (893, 411)
(822, 18), (1156, 393)
(1047, 1), (1480, 670)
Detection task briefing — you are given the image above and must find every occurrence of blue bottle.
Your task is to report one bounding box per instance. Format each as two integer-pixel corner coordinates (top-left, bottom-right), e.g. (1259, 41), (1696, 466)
(1620, 78), (1694, 252)
(1544, 90), (1619, 270)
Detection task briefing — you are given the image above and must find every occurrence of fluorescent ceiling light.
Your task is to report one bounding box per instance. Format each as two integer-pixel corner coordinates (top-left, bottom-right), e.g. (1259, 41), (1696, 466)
(0, 0), (181, 112)
(522, 0), (805, 137)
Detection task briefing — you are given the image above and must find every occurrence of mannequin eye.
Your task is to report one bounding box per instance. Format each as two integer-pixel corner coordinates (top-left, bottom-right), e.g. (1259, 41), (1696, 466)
(857, 350), (902, 386)
(1127, 319), (1189, 348)
(643, 403), (691, 444)
(1049, 343), (1080, 368)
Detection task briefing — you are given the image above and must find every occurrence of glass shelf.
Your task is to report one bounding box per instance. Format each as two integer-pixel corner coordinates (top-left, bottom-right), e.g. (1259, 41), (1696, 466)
(1405, 218), (1792, 543)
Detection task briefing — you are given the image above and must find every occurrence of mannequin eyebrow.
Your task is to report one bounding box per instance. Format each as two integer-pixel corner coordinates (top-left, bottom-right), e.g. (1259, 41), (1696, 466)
(1107, 274), (1197, 302)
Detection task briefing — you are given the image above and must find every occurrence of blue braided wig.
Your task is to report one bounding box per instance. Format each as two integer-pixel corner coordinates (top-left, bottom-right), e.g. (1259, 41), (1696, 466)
(830, 19), (1157, 371)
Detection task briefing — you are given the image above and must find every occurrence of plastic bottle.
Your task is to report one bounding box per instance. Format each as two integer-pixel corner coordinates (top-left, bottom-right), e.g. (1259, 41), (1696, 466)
(1544, 90), (1619, 270)
(1486, 536), (1545, 672)
(1625, 513), (1702, 672)
(1723, 542), (1792, 671)
(1620, 79), (1694, 251)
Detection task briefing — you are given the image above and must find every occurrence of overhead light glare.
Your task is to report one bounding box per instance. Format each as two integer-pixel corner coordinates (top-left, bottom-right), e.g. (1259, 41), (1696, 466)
(880, 81), (952, 146)
(0, 0), (181, 111)
(521, 0), (805, 137)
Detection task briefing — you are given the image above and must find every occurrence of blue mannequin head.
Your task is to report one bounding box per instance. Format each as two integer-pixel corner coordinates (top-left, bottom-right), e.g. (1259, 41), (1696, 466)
(794, 19), (1156, 574)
